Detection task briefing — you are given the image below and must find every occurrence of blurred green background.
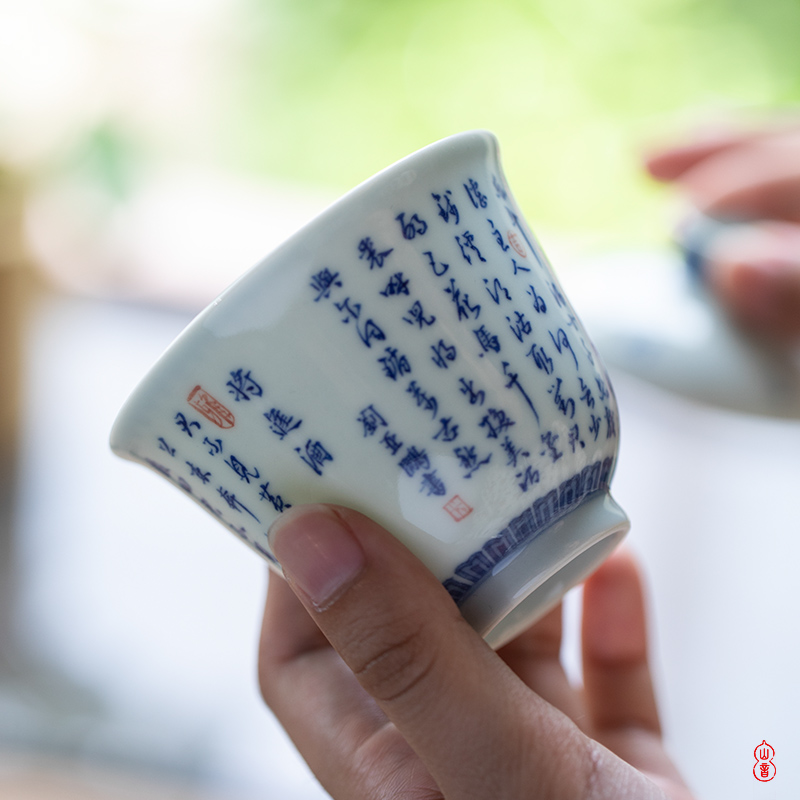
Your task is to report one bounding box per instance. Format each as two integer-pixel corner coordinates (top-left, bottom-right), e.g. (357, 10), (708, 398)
(229, 0), (800, 241)
(3, 0), (800, 247)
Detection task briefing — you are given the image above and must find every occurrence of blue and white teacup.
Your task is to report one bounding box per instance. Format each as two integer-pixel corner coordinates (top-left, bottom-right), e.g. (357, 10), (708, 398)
(110, 130), (629, 647)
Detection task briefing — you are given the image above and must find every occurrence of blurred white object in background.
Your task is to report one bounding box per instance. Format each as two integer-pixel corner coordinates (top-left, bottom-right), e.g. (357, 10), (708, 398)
(25, 164), (336, 311)
(567, 247), (800, 419)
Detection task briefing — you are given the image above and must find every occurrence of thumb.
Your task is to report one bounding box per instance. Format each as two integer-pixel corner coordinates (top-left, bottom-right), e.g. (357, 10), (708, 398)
(267, 504), (598, 799)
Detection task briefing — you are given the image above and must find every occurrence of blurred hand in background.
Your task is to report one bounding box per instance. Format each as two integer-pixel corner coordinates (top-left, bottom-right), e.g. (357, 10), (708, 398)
(645, 121), (800, 342)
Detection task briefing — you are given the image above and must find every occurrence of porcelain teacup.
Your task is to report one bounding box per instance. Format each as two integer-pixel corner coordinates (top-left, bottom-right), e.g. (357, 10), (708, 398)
(110, 130), (629, 648)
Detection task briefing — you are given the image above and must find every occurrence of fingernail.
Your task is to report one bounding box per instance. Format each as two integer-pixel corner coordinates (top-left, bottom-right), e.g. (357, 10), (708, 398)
(268, 507), (366, 610)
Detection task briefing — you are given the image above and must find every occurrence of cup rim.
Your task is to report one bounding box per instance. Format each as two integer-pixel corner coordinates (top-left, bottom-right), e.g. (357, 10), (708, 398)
(110, 130), (502, 454)
(249, 129), (501, 267)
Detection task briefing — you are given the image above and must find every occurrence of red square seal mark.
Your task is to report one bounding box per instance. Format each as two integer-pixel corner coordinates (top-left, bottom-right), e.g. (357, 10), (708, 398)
(188, 386), (235, 429)
(507, 229), (527, 258)
(444, 495), (473, 522)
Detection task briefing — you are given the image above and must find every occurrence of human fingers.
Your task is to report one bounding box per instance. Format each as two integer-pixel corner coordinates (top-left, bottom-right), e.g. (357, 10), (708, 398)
(644, 121), (800, 223)
(582, 549), (691, 798)
(647, 126), (800, 223)
(712, 258), (800, 341)
(497, 603), (584, 725)
(644, 119), (800, 182)
(644, 129), (760, 182)
(703, 221), (800, 341)
(259, 567), (439, 799)
(679, 136), (800, 223)
(267, 505), (667, 799)
(582, 549), (660, 736)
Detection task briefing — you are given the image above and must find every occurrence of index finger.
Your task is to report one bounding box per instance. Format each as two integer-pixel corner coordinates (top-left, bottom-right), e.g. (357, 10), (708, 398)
(645, 127), (800, 222)
(678, 139), (800, 222)
(644, 130), (759, 182)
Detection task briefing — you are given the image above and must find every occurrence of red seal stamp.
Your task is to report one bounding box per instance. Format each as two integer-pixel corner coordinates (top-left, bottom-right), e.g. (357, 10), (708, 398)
(507, 230), (527, 258)
(188, 386), (235, 429)
(753, 740), (776, 782)
(444, 495), (473, 522)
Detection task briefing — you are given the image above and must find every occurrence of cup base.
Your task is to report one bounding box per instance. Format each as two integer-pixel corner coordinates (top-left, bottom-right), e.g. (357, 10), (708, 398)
(459, 492), (629, 649)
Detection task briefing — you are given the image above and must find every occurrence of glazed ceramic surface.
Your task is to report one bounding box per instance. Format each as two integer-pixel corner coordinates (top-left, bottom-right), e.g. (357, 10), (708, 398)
(111, 131), (629, 647)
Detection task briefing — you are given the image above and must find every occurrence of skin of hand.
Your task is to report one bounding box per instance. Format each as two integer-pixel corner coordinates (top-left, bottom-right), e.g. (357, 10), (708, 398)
(258, 504), (694, 800)
(644, 123), (800, 342)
